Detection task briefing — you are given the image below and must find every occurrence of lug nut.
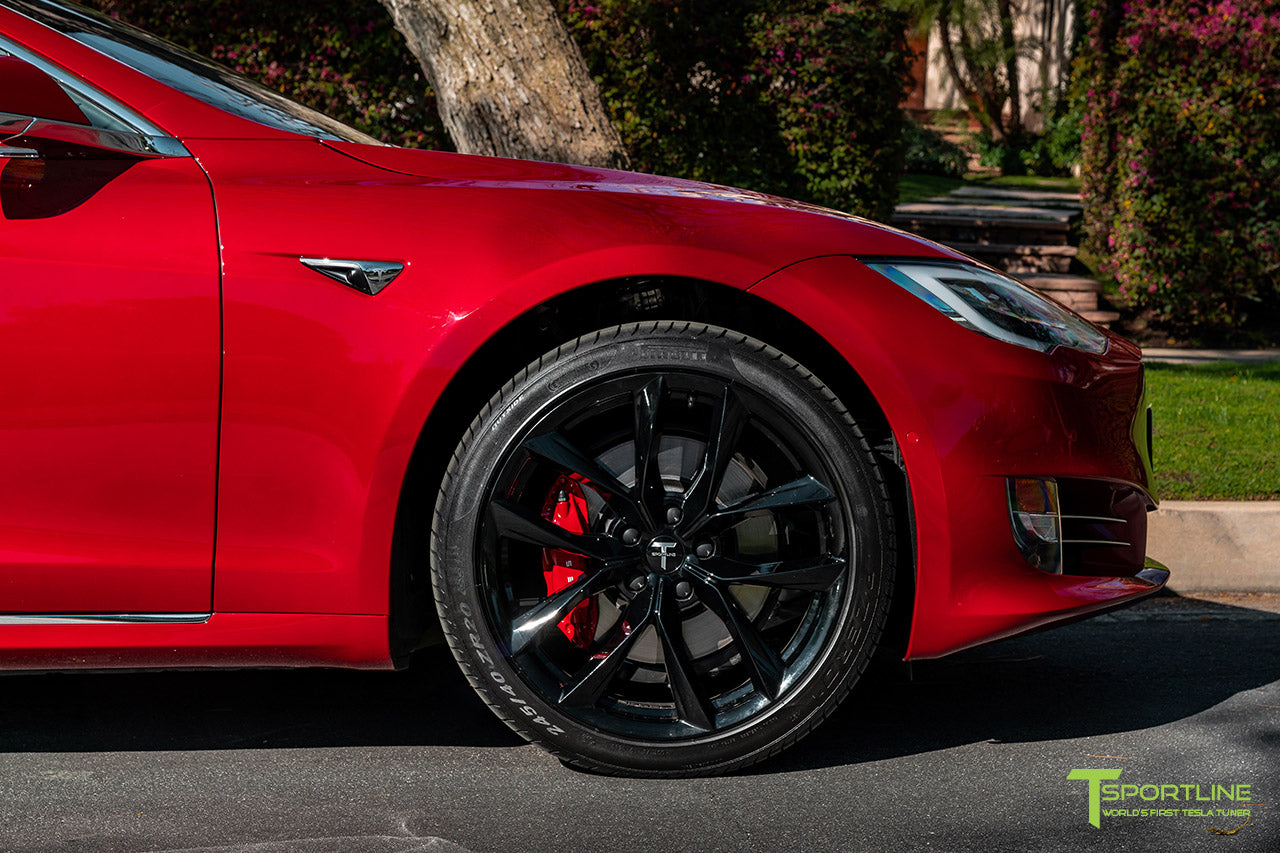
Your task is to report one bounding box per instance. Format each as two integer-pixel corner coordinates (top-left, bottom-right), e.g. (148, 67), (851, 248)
(695, 542), (714, 559)
(629, 575), (647, 592)
(675, 581), (693, 600)
(621, 527), (641, 546)
(665, 506), (683, 525)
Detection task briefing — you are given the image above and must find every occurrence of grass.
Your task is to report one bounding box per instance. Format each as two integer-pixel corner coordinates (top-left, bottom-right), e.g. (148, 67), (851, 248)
(896, 173), (1081, 205)
(1146, 361), (1280, 500)
(983, 174), (1081, 192)
(897, 174), (965, 204)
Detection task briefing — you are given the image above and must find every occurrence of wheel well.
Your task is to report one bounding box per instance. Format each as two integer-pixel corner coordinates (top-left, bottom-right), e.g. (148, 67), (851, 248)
(388, 276), (915, 665)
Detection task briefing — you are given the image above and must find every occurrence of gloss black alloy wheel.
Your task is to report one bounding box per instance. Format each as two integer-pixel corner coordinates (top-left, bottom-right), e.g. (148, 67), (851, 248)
(432, 322), (894, 776)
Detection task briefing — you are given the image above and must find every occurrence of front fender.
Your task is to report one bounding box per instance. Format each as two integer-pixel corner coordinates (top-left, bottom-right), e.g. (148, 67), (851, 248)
(200, 137), (793, 619)
(750, 256), (1157, 659)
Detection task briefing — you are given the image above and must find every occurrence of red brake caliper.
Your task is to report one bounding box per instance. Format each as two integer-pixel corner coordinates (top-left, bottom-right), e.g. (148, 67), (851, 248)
(540, 475), (599, 649)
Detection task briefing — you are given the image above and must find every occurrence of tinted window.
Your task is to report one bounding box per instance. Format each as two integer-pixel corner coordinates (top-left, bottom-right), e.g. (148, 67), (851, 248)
(3, 0), (378, 143)
(0, 43), (133, 130)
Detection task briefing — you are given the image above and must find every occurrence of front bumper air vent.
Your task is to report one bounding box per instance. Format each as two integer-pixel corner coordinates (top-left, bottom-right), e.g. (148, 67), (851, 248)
(1008, 477), (1153, 577)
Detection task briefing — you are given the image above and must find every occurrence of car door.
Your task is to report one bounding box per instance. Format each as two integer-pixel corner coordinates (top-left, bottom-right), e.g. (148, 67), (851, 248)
(0, 47), (218, 614)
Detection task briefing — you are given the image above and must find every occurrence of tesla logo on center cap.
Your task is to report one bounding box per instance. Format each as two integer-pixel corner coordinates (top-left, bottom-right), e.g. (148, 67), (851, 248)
(299, 257), (404, 295)
(648, 538), (681, 572)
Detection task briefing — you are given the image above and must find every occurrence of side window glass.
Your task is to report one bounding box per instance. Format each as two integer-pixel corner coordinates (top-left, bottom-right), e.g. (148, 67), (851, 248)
(0, 50), (89, 126)
(0, 47), (188, 221)
(0, 46), (137, 134)
(63, 87), (134, 132)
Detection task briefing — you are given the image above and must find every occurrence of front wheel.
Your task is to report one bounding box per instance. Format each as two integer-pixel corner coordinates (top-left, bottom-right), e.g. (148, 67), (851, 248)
(431, 322), (895, 776)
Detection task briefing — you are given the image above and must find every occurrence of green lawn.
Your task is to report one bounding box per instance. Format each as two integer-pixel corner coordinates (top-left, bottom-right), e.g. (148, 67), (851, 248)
(896, 173), (1082, 205)
(982, 174), (1081, 192)
(897, 174), (966, 204)
(1146, 361), (1280, 500)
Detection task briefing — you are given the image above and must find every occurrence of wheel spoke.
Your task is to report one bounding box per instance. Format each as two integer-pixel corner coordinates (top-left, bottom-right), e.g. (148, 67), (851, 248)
(681, 385), (748, 522)
(523, 431), (644, 523)
(633, 376), (667, 525)
(690, 474), (835, 534)
(708, 554), (848, 592)
(685, 570), (785, 700)
(653, 578), (714, 731)
(488, 499), (621, 562)
(508, 565), (630, 655)
(559, 588), (656, 707)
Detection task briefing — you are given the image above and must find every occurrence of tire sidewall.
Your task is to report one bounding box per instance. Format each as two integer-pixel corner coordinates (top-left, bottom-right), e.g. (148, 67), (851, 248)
(432, 322), (891, 775)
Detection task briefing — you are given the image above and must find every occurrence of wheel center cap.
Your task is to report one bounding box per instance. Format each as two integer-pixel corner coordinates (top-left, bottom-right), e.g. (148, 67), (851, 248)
(645, 536), (685, 573)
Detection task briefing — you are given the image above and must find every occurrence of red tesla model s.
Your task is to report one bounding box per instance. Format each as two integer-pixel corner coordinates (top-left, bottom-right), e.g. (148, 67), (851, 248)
(0, 0), (1167, 775)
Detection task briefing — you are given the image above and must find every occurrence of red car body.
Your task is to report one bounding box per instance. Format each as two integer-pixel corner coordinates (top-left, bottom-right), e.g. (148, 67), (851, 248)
(0, 1), (1164, 683)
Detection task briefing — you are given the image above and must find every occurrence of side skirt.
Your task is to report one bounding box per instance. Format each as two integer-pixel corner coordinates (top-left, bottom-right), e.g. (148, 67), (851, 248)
(0, 612), (392, 670)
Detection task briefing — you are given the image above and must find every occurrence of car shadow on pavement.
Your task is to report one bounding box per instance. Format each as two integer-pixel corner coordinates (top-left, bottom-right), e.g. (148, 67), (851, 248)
(0, 596), (1276, 765)
(0, 645), (524, 752)
(759, 594), (1280, 774)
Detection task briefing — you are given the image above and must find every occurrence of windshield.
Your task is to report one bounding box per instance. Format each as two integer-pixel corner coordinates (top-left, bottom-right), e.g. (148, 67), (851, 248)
(2, 0), (379, 143)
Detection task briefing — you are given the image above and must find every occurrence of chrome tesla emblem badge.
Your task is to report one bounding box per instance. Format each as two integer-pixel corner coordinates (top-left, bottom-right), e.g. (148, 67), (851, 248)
(299, 257), (405, 295)
(648, 537), (681, 572)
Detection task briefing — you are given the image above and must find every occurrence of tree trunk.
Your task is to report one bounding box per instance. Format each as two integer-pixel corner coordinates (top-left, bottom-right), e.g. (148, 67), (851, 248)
(996, 0), (1023, 139)
(937, 4), (992, 134)
(378, 0), (629, 168)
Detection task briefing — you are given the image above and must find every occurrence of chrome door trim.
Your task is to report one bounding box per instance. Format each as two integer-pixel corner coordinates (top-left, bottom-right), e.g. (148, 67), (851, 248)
(0, 612), (211, 626)
(0, 33), (189, 156)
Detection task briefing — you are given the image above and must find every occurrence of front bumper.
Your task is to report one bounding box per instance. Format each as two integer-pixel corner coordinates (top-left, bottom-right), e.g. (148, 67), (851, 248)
(1138, 557), (1171, 587)
(748, 255), (1169, 660)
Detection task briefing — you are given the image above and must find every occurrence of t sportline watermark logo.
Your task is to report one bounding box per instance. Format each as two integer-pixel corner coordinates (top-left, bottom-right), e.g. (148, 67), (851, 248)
(1068, 769), (1255, 830)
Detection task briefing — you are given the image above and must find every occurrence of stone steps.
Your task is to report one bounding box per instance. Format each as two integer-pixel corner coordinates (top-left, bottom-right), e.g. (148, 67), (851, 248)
(943, 241), (1077, 274)
(892, 184), (1118, 328)
(1024, 281), (1101, 312)
(1017, 273), (1103, 311)
(894, 218), (1073, 247)
(892, 202), (1078, 247)
(1080, 309), (1121, 325)
(1017, 273), (1104, 293)
(948, 186), (1083, 206)
(896, 202), (1077, 221)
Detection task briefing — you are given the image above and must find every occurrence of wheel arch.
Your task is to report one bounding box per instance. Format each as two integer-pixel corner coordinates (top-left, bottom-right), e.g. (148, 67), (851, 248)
(388, 274), (915, 666)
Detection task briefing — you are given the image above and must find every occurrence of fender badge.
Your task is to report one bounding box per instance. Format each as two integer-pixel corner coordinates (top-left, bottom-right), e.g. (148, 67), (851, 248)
(299, 257), (404, 295)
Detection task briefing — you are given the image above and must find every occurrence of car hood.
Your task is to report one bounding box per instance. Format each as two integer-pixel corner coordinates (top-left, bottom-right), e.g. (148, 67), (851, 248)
(322, 140), (958, 264)
(331, 141), (864, 218)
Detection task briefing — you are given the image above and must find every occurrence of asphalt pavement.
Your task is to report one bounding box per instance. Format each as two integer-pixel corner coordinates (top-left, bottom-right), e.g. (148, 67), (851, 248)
(0, 593), (1277, 853)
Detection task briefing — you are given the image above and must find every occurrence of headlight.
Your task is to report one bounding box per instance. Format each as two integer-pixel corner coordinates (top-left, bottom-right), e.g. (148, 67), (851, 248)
(865, 260), (1108, 355)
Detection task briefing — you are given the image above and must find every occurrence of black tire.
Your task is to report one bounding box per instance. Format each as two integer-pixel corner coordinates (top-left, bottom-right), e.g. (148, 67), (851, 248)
(431, 321), (894, 776)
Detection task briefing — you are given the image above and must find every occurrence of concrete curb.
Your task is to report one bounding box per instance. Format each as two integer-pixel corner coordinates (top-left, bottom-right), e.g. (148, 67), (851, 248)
(1148, 501), (1280, 592)
(1142, 348), (1280, 365)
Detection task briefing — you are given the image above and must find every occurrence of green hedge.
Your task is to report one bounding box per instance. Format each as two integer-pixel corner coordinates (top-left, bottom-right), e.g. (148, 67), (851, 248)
(558, 1), (911, 220)
(82, 0), (450, 149)
(1076, 0), (1280, 333)
(90, 1), (911, 221)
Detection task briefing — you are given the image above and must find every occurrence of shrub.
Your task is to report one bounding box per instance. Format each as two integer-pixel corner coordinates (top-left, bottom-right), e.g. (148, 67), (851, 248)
(973, 131), (1025, 174)
(91, 1), (914, 221)
(750, 3), (912, 220)
(81, 0), (450, 150)
(1076, 0), (1280, 331)
(1018, 96), (1082, 177)
(559, 1), (911, 220)
(558, 1), (799, 198)
(968, 97), (1084, 178)
(966, 96), (1081, 178)
(902, 118), (967, 177)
